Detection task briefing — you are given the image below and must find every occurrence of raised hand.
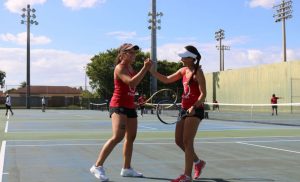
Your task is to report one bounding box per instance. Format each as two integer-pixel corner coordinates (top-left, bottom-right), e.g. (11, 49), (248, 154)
(144, 58), (152, 70)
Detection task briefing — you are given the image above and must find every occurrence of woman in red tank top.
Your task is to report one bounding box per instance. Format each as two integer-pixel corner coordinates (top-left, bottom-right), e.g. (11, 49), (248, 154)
(150, 45), (206, 182)
(90, 43), (152, 181)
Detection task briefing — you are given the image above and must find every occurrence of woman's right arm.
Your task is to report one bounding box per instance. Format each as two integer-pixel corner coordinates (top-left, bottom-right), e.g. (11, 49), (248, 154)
(150, 66), (182, 84)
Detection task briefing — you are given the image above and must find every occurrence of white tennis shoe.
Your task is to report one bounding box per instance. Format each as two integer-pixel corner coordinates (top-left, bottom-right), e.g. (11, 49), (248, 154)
(90, 165), (109, 181)
(120, 167), (143, 177)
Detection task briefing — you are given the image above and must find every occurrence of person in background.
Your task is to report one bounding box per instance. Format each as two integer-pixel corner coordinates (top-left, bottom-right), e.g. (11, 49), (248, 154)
(41, 96), (46, 112)
(5, 94), (14, 116)
(271, 93), (282, 116)
(213, 99), (219, 111)
(90, 43), (152, 182)
(137, 94), (146, 117)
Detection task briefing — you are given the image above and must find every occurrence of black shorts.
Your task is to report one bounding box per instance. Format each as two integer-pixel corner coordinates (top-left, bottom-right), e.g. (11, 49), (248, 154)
(180, 108), (204, 120)
(5, 104), (11, 109)
(109, 107), (138, 118)
(272, 105), (277, 109)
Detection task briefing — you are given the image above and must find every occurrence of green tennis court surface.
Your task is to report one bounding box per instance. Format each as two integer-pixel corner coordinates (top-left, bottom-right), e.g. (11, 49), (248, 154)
(1, 110), (300, 182)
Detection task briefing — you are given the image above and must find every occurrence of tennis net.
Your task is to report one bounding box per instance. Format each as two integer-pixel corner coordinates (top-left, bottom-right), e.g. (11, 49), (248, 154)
(90, 102), (108, 111)
(204, 102), (300, 126)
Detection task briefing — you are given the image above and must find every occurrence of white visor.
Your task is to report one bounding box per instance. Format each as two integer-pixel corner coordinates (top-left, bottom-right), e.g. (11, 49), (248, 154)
(178, 49), (197, 59)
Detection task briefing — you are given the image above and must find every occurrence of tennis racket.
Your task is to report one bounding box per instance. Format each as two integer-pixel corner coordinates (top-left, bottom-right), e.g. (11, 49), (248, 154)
(141, 89), (178, 119)
(156, 99), (189, 125)
(142, 88), (178, 105)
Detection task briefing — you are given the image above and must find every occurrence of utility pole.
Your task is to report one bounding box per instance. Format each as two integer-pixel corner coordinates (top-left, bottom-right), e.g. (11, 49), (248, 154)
(273, 0), (293, 62)
(215, 29), (225, 71)
(83, 66), (87, 91)
(216, 45), (230, 71)
(148, 0), (163, 95)
(21, 4), (38, 109)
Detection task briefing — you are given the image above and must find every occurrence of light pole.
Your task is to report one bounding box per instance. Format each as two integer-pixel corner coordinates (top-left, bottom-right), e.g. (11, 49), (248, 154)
(83, 66), (87, 91)
(216, 45), (230, 71)
(148, 0), (163, 95)
(273, 0), (293, 62)
(215, 29), (225, 71)
(21, 4), (38, 109)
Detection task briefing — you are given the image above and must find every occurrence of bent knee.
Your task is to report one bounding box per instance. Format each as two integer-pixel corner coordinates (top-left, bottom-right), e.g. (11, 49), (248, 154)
(175, 139), (184, 148)
(110, 135), (124, 144)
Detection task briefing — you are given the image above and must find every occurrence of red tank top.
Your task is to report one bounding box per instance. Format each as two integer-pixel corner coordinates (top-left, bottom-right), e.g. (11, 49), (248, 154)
(181, 68), (203, 110)
(110, 67), (136, 109)
(271, 97), (278, 104)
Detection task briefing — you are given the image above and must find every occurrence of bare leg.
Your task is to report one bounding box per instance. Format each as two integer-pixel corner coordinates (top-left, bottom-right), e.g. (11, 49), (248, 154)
(175, 119), (200, 163)
(182, 117), (201, 177)
(95, 113), (127, 166)
(123, 117), (137, 168)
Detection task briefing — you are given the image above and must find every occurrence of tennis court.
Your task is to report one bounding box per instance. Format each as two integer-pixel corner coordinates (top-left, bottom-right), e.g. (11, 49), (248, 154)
(1, 109), (300, 182)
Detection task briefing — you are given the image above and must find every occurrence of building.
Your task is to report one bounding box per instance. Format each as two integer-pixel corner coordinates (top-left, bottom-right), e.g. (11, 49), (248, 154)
(8, 86), (82, 108)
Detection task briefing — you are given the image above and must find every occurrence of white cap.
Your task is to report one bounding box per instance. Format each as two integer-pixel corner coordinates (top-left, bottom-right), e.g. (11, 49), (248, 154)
(178, 49), (197, 59)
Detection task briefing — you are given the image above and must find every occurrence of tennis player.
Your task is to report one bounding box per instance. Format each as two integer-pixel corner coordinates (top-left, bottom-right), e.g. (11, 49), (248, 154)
(150, 45), (206, 182)
(271, 93), (282, 116)
(41, 96), (46, 112)
(90, 43), (152, 181)
(5, 94), (14, 116)
(137, 94), (146, 117)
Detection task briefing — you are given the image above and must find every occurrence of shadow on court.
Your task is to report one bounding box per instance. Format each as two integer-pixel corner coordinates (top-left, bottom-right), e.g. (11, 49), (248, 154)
(142, 176), (172, 181)
(195, 178), (275, 182)
(141, 177), (275, 182)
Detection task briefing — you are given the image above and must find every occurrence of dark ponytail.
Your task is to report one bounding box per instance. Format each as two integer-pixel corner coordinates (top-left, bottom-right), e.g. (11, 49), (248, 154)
(185, 45), (201, 85)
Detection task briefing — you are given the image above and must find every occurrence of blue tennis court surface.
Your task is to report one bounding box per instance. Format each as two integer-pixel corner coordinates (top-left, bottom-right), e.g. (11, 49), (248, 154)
(4, 110), (298, 133)
(1, 110), (300, 182)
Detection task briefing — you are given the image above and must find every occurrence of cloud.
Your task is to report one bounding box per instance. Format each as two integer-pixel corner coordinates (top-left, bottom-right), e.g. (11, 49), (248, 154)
(223, 36), (250, 46)
(106, 31), (137, 40)
(62, 0), (106, 10)
(4, 0), (106, 12)
(4, 0), (46, 13)
(247, 49), (264, 63)
(153, 38), (299, 73)
(0, 32), (51, 45)
(247, 0), (276, 9)
(0, 47), (91, 87)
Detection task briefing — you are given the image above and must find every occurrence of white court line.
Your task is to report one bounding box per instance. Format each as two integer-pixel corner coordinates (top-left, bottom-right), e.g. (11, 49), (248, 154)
(6, 139), (300, 147)
(4, 121), (8, 133)
(139, 125), (158, 130)
(0, 141), (7, 182)
(6, 135), (300, 142)
(237, 141), (300, 154)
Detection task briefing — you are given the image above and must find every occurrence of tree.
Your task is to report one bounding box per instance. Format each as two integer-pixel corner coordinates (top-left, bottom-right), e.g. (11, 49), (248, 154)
(0, 70), (6, 89)
(19, 81), (27, 88)
(86, 48), (183, 100)
(86, 49), (117, 99)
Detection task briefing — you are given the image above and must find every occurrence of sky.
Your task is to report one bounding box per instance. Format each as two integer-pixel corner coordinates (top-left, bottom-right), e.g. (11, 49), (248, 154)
(0, 0), (299, 89)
